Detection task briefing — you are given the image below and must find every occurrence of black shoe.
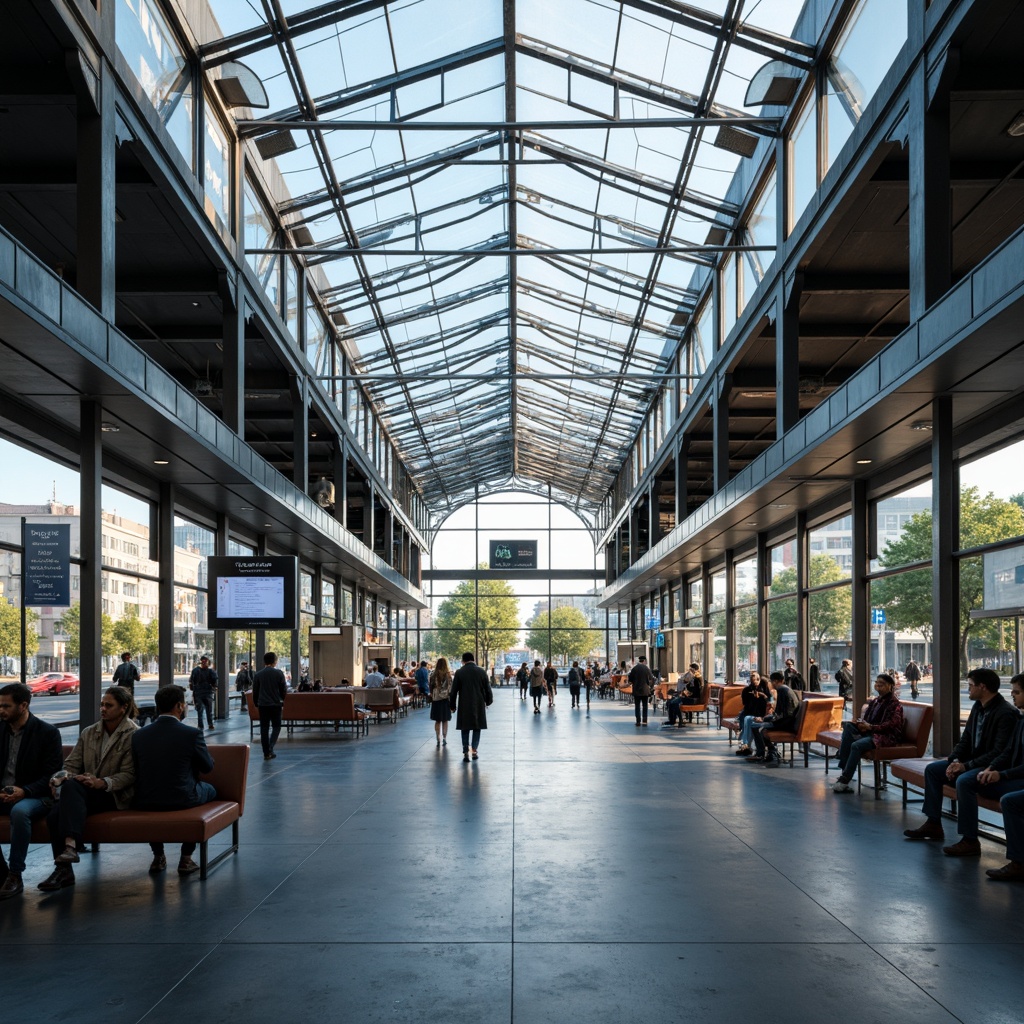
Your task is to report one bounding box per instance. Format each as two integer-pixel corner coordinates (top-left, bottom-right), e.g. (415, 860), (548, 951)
(149, 854), (167, 874)
(37, 866), (75, 892)
(55, 845), (80, 864)
(0, 871), (23, 899)
(178, 857), (200, 875)
(745, 754), (766, 762)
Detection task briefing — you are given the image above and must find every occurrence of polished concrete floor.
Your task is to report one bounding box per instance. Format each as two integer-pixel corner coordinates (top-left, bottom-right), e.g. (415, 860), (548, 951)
(3, 690), (1022, 1023)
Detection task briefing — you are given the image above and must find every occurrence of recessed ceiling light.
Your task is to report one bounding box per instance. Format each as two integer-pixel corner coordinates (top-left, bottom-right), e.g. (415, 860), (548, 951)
(238, 506), (254, 511)
(153, 459), (169, 465)
(771, 503), (789, 509)
(264, 523), (273, 528)
(1005, 111), (1024, 137)
(740, 391), (775, 399)
(856, 459), (872, 465)
(910, 420), (932, 431)
(100, 422), (120, 433)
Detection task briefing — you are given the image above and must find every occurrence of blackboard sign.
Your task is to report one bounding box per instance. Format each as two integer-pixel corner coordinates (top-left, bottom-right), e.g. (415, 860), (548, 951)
(489, 539), (537, 570)
(23, 522), (71, 606)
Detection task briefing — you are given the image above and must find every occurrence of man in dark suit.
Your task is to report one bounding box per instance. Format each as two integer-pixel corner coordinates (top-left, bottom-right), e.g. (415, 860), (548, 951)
(0, 683), (63, 898)
(131, 684), (216, 876)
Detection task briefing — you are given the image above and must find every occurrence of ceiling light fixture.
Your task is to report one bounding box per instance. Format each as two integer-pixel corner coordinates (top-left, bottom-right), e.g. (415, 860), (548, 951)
(154, 459), (169, 465)
(740, 390), (776, 399)
(856, 459), (873, 465)
(100, 422), (120, 433)
(910, 420), (933, 431)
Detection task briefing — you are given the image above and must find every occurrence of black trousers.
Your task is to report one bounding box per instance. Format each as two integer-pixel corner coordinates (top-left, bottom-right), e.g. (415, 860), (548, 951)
(259, 705), (283, 755)
(47, 779), (116, 856)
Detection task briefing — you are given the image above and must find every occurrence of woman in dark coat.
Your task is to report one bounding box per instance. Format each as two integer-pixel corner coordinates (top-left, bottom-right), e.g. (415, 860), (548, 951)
(450, 653), (493, 762)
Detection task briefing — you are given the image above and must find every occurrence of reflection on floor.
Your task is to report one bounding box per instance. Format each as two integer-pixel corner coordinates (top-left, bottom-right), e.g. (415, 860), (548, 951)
(3, 690), (1021, 1024)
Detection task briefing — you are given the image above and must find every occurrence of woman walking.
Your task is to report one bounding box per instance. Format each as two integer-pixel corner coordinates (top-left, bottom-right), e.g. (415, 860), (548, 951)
(529, 660), (545, 714)
(544, 660), (559, 709)
(429, 657), (453, 747)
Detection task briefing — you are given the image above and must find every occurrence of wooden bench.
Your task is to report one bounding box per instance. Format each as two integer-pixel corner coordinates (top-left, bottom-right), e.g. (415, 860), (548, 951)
(0, 743), (249, 880)
(245, 691), (368, 739)
(817, 701), (934, 799)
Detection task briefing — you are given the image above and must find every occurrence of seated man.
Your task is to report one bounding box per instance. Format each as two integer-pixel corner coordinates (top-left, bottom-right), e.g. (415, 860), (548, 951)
(663, 664), (703, 728)
(987, 679), (1024, 881)
(733, 671), (771, 756)
(908, 673), (1024, 862)
(415, 661), (431, 699)
(131, 684), (216, 876)
(0, 683), (62, 899)
(747, 672), (799, 767)
(904, 667), (1018, 842)
(364, 663), (384, 687)
(831, 672), (904, 793)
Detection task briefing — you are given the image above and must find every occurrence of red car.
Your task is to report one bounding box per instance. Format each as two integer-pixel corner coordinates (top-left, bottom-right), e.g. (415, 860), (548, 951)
(26, 672), (81, 696)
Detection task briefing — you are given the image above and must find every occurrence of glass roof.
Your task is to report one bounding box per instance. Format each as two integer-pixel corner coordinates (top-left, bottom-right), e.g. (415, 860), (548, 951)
(201, 0), (809, 524)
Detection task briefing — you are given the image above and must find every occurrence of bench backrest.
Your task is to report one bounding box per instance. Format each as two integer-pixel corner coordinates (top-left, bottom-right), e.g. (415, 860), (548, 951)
(794, 696), (844, 740)
(281, 691), (357, 720)
(801, 692), (844, 731)
(63, 743), (249, 814)
(899, 701), (934, 755)
(204, 744), (250, 814)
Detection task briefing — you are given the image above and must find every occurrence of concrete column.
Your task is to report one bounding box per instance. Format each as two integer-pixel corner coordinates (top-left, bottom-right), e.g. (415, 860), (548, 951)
(157, 481), (175, 690)
(214, 512), (229, 719)
(850, 479), (870, 707)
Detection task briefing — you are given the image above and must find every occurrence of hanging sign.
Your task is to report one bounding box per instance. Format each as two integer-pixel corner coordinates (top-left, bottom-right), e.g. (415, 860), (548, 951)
(23, 522), (71, 606)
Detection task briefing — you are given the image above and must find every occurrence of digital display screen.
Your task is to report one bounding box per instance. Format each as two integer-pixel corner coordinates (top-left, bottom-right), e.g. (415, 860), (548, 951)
(207, 556), (298, 630)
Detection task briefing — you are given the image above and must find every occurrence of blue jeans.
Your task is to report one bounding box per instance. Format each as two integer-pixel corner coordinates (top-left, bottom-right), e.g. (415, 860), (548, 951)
(1001, 789), (1024, 862)
(0, 797), (51, 873)
(837, 722), (875, 780)
(461, 730), (481, 751)
(954, 770), (1024, 840)
(739, 715), (758, 747)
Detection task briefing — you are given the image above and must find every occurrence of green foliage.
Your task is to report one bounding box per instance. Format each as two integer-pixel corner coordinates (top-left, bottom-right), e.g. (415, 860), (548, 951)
(766, 556), (851, 651)
(873, 487), (1024, 676)
(143, 617), (160, 660)
(111, 606), (147, 656)
(58, 600), (119, 660)
(0, 597), (40, 660)
(525, 605), (594, 663)
(432, 570), (521, 668)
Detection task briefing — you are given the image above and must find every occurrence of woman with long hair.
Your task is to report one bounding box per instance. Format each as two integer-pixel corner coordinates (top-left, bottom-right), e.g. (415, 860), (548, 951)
(429, 657), (453, 747)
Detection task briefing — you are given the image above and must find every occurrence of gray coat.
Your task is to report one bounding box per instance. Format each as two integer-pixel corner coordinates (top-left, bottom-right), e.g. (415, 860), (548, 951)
(450, 662), (493, 731)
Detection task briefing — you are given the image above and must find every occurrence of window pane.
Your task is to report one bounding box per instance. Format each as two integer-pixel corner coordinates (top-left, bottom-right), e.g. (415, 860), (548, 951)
(789, 94), (816, 230)
(204, 106), (231, 232)
(809, 515), (852, 579)
(720, 254), (736, 340)
(734, 554), (758, 604)
(807, 583), (851, 685)
(734, 604), (758, 679)
(766, 596), (797, 672)
(959, 439), (1024, 549)
(869, 568), (932, 687)
(115, 0), (193, 167)
(873, 485), (932, 571)
(770, 539), (797, 591)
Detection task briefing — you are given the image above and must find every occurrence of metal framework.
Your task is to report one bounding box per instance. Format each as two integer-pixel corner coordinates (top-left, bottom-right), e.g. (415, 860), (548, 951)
(202, 0), (810, 524)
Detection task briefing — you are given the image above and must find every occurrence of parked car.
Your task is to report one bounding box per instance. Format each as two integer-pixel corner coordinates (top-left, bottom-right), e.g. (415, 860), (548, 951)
(26, 672), (81, 695)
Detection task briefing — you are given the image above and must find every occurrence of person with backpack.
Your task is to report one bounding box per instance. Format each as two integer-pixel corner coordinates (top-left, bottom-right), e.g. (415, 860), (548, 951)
(112, 652), (140, 696)
(516, 661), (530, 701)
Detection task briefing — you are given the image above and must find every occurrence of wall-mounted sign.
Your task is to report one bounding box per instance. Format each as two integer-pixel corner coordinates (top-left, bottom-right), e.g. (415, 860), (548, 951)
(489, 539), (537, 570)
(23, 522), (71, 607)
(207, 556), (298, 630)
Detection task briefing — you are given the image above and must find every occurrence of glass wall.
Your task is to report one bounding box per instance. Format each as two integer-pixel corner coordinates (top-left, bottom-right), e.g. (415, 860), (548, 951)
(203, 105), (231, 233)
(115, 0), (194, 168)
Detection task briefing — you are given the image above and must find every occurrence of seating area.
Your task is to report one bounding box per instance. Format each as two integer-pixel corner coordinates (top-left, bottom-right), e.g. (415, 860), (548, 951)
(244, 690), (369, 738)
(0, 744), (249, 880)
(10, 689), (1021, 1024)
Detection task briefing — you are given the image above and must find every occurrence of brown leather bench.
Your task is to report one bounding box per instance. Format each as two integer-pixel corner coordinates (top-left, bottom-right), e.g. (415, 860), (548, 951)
(246, 690), (368, 738)
(0, 743), (249, 880)
(818, 701), (934, 799)
(329, 685), (410, 722)
(762, 696), (845, 766)
(890, 756), (1005, 814)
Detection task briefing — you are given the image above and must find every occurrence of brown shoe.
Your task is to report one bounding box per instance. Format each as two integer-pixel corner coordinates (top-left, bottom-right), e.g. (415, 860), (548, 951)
(986, 861), (1024, 881)
(148, 854), (167, 874)
(36, 866), (75, 892)
(904, 820), (945, 841)
(0, 871), (24, 899)
(177, 857), (200, 875)
(942, 837), (981, 857)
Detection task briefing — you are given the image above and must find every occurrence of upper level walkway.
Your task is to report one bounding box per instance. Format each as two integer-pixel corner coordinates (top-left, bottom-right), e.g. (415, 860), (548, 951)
(4, 689), (1020, 1023)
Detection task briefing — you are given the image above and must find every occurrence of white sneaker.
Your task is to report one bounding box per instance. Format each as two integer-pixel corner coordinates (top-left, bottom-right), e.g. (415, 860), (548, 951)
(832, 779), (854, 793)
